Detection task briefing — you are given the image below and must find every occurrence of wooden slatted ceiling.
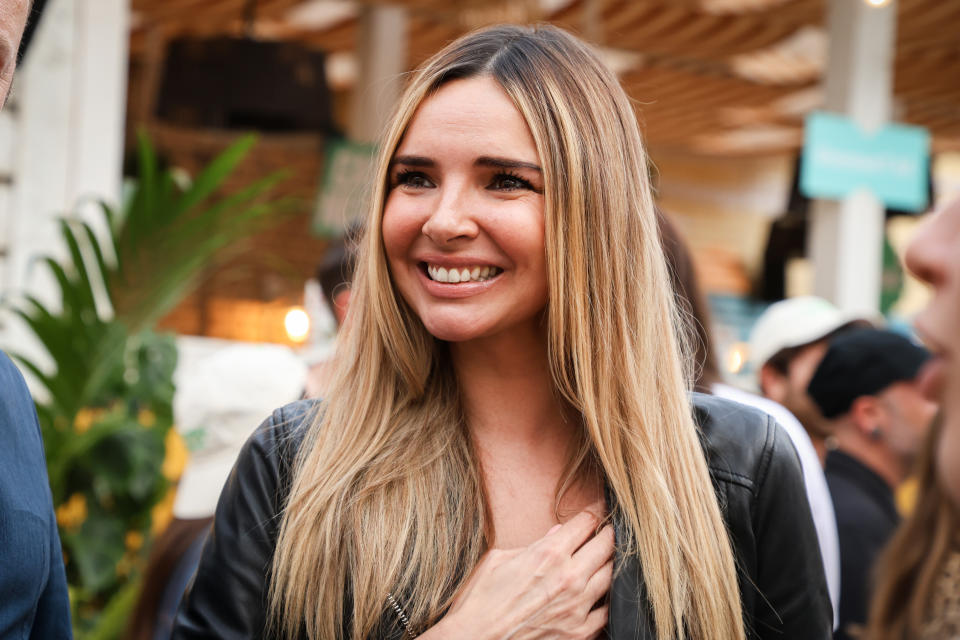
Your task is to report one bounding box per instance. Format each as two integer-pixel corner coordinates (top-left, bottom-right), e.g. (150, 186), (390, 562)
(128, 0), (960, 155)
(549, 0), (822, 58)
(623, 64), (800, 146)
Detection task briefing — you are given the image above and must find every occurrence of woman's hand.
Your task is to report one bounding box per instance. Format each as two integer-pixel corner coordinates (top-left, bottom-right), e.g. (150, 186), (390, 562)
(423, 509), (614, 640)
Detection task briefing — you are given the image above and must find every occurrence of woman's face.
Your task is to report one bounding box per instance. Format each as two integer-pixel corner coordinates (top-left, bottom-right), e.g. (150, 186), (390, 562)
(904, 197), (960, 504)
(382, 76), (548, 344)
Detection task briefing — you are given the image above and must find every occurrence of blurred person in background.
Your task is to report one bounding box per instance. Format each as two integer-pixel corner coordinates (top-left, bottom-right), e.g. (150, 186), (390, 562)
(0, 0), (30, 106)
(860, 195), (960, 639)
(174, 25), (830, 640)
(904, 197), (960, 506)
(864, 415), (960, 639)
(126, 343), (305, 640)
(807, 328), (937, 640)
(658, 212), (840, 627)
(304, 226), (360, 399)
(749, 296), (871, 462)
(0, 1), (72, 638)
(0, 353), (72, 638)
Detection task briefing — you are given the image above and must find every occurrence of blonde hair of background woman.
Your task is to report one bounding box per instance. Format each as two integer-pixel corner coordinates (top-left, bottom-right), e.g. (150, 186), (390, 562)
(865, 413), (960, 639)
(269, 24), (745, 640)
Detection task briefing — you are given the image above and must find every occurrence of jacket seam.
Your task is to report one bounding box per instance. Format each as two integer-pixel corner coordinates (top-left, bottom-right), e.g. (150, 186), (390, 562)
(752, 414), (777, 508)
(708, 467), (754, 490)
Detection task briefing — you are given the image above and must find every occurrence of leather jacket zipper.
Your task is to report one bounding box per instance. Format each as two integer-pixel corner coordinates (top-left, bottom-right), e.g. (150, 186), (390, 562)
(386, 593), (416, 638)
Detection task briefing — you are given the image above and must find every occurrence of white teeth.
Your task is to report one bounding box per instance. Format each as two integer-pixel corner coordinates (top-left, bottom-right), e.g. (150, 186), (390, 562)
(426, 264), (500, 283)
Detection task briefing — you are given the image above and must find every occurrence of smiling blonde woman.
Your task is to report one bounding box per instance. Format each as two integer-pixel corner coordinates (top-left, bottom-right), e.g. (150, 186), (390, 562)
(172, 24), (831, 640)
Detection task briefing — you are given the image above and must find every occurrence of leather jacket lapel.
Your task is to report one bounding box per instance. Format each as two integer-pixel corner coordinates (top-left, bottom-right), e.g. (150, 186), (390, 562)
(608, 512), (658, 640)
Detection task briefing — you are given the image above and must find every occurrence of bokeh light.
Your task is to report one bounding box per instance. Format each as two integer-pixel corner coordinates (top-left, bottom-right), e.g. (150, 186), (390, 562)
(284, 307), (310, 343)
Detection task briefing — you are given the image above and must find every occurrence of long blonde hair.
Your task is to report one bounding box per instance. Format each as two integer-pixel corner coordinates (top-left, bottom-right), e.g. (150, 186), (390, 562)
(270, 24), (744, 640)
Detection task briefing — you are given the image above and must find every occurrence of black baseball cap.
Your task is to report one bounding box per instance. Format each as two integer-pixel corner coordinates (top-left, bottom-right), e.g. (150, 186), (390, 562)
(807, 328), (931, 419)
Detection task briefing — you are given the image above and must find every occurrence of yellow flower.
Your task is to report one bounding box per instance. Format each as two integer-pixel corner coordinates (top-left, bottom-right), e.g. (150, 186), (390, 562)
(56, 493), (87, 531)
(125, 530), (144, 552)
(162, 429), (189, 482)
(73, 409), (97, 433)
(73, 408), (103, 434)
(137, 408), (156, 428)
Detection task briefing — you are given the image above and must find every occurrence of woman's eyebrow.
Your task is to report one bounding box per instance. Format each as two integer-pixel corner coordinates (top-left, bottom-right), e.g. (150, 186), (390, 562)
(389, 155), (542, 173)
(475, 156), (542, 173)
(391, 155), (434, 167)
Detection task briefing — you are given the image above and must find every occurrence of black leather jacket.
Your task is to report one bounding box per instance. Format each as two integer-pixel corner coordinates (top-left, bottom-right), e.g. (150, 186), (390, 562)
(172, 394), (832, 639)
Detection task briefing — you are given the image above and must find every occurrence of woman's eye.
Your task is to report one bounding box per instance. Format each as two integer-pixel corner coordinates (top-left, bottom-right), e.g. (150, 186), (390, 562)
(395, 171), (434, 189)
(490, 173), (533, 191)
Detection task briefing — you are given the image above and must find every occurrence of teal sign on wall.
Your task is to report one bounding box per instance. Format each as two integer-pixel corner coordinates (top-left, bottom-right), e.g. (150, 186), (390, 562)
(800, 111), (930, 212)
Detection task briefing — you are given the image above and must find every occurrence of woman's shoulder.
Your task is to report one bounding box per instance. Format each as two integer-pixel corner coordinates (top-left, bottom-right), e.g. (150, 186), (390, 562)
(249, 398), (320, 448)
(692, 393), (833, 637)
(172, 399), (322, 638)
(691, 391), (801, 495)
(237, 398), (322, 489)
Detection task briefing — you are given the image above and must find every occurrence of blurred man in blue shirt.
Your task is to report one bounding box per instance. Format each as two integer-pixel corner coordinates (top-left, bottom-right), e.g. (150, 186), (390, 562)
(1, 1), (73, 637)
(0, 353), (72, 638)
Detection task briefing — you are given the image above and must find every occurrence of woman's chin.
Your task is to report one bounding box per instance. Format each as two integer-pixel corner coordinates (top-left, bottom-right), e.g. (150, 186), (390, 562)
(417, 312), (499, 343)
(423, 323), (485, 343)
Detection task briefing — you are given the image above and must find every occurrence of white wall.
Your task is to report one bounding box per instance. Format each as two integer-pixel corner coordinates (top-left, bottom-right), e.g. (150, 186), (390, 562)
(0, 0), (129, 382)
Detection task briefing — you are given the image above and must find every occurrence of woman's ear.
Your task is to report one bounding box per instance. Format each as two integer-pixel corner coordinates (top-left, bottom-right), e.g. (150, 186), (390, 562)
(333, 288), (352, 326)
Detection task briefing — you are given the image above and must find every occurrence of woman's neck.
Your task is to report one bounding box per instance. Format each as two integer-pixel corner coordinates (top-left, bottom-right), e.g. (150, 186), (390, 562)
(451, 327), (572, 447)
(451, 328), (600, 548)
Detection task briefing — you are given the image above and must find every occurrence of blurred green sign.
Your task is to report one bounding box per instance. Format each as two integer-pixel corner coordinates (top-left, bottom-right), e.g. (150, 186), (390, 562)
(313, 138), (377, 236)
(800, 112), (930, 212)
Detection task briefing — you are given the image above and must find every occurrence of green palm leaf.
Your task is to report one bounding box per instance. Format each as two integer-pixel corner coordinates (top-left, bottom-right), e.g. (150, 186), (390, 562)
(6, 131), (296, 635)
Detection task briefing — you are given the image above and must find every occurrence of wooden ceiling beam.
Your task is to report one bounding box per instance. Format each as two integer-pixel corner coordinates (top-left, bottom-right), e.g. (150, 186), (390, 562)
(135, 0), (233, 25)
(607, 7), (808, 57)
(897, 0), (960, 33)
(636, 77), (778, 112)
(623, 62), (788, 107)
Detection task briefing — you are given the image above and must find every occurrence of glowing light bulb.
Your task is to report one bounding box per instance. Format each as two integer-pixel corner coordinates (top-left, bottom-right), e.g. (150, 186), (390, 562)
(284, 307), (310, 342)
(863, 0), (891, 7)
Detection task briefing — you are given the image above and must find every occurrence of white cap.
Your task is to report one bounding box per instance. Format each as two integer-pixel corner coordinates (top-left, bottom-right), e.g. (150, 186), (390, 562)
(172, 341), (307, 519)
(748, 296), (876, 371)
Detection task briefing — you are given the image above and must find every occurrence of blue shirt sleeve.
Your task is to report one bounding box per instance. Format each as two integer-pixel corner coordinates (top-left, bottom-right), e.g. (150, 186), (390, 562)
(0, 351), (72, 639)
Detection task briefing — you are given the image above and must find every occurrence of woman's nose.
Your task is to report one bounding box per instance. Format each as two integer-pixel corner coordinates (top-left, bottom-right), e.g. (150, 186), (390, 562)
(421, 187), (479, 245)
(904, 200), (958, 287)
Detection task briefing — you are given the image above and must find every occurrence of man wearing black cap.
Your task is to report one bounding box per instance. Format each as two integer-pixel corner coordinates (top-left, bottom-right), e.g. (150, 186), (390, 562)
(807, 328), (938, 640)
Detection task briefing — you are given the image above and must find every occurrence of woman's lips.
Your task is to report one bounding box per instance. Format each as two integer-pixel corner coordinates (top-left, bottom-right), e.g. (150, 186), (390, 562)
(916, 356), (946, 402)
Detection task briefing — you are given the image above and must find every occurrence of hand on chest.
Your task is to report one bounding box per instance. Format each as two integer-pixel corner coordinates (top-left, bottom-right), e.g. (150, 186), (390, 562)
(484, 465), (605, 549)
